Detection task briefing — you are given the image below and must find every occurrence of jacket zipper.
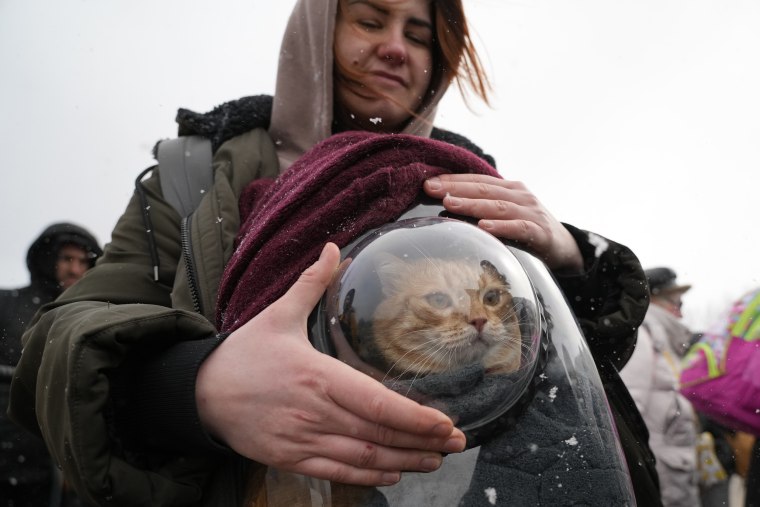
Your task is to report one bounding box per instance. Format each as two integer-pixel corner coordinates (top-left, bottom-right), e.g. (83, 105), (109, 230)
(180, 215), (204, 315)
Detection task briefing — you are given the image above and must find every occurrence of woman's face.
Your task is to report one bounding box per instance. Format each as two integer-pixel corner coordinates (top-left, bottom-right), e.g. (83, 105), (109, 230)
(334, 0), (434, 132)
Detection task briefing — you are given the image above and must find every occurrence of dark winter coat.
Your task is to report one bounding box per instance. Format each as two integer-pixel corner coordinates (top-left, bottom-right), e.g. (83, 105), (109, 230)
(9, 94), (658, 505)
(0, 222), (102, 367)
(1, 222), (101, 505)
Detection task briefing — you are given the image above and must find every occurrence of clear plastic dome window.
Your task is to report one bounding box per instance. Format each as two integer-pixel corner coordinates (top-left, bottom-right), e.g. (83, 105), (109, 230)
(312, 217), (547, 445)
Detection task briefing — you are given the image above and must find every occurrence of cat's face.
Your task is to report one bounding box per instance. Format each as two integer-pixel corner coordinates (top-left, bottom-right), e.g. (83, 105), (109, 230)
(372, 253), (522, 377)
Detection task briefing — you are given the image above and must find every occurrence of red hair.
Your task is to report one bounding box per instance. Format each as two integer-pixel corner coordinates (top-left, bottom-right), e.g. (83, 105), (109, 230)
(334, 0), (491, 110)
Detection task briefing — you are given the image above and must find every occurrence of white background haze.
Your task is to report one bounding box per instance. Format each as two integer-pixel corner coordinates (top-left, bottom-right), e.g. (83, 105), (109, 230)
(1, 0), (758, 331)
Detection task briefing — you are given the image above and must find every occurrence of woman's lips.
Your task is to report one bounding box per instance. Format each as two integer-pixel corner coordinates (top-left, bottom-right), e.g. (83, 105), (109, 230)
(368, 71), (407, 88)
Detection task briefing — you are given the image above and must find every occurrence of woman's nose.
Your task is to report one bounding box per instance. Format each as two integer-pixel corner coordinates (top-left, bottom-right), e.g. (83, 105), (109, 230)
(376, 31), (407, 64)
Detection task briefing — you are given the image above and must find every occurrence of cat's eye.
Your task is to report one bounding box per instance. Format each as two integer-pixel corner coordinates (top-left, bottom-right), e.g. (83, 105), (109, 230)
(425, 292), (452, 309)
(483, 289), (502, 306)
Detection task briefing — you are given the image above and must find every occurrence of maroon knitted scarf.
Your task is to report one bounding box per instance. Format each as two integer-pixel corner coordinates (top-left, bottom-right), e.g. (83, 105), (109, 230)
(216, 131), (500, 332)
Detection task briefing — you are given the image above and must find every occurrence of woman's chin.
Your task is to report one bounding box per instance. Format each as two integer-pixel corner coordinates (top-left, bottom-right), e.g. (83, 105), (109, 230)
(335, 97), (412, 133)
(336, 111), (405, 133)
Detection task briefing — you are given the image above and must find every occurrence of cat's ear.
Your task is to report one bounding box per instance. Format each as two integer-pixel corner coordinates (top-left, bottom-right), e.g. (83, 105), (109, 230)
(373, 252), (408, 295)
(480, 259), (509, 286)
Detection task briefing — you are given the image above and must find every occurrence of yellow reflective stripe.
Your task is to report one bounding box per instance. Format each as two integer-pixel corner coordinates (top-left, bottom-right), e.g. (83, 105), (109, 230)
(689, 342), (721, 379)
(743, 316), (760, 341)
(731, 292), (760, 340)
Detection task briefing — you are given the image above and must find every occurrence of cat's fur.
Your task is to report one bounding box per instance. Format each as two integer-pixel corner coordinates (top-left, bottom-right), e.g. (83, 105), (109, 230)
(371, 253), (523, 378)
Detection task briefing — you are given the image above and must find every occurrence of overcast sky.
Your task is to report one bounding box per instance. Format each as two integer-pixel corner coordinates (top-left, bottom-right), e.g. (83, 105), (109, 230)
(1, 0), (758, 331)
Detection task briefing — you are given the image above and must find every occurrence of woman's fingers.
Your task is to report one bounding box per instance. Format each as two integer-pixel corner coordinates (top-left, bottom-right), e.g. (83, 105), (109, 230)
(424, 174), (528, 201)
(274, 431), (447, 481)
(324, 361), (463, 443)
(292, 456), (403, 486)
(259, 354), (465, 458)
(290, 424), (467, 485)
(423, 174), (583, 271)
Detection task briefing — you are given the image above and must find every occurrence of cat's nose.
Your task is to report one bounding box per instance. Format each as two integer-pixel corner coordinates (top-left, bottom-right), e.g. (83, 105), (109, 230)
(470, 318), (487, 333)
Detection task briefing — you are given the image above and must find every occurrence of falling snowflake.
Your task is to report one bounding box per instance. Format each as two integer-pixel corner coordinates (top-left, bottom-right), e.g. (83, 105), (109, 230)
(369, 117), (383, 125)
(484, 487), (497, 505)
(565, 436), (579, 446)
(548, 386), (558, 401)
(587, 232), (609, 257)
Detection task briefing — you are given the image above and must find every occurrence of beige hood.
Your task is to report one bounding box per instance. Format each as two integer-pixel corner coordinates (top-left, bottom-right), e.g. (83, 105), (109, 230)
(268, 0), (451, 171)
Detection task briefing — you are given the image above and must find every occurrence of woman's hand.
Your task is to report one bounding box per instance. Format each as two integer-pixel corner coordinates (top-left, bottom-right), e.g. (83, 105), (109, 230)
(196, 243), (465, 486)
(424, 174), (584, 272)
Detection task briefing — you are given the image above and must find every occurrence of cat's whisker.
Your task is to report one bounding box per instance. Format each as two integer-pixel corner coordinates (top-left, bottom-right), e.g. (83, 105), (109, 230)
(408, 337), (450, 372)
(404, 355), (437, 395)
(379, 331), (439, 381)
(382, 332), (444, 379)
(388, 351), (436, 393)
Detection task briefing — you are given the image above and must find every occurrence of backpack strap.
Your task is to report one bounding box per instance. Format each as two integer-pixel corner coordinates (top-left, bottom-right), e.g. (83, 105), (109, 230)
(156, 136), (213, 217)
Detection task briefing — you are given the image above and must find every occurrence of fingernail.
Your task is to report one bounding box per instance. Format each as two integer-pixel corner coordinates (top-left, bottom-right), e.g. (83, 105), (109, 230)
(381, 472), (401, 485)
(426, 177), (441, 190)
(446, 196), (462, 207)
(444, 436), (465, 453)
(319, 243), (331, 260)
(420, 456), (442, 472)
(480, 220), (494, 230)
(431, 423), (452, 437)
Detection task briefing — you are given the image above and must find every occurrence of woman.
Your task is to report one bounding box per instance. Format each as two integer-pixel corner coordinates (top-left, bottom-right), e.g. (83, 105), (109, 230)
(9, 0), (656, 504)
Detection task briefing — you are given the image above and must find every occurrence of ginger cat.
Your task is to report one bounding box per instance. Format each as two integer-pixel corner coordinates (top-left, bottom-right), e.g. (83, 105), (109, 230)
(371, 253), (523, 378)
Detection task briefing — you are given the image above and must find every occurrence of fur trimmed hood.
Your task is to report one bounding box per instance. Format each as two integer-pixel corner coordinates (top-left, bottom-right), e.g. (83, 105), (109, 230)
(170, 94), (494, 167)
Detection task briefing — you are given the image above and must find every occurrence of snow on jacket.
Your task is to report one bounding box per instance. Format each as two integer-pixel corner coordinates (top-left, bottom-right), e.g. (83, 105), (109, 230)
(9, 122), (654, 505)
(7, 0), (655, 502)
(621, 303), (700, 506)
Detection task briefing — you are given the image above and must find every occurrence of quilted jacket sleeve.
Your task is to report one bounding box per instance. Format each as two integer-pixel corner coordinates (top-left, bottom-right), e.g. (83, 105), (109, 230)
(7, 170), (222, 505)
(554, 224), (649, 373)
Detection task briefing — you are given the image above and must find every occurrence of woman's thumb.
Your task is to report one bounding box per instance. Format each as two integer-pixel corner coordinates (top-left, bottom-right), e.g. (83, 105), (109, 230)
(281, 243), (341, 314)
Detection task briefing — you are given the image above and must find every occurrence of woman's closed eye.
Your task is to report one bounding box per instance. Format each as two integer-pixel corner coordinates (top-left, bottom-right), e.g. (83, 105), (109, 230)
(358, 18), (382, 31)
(405, 29), (432, 47)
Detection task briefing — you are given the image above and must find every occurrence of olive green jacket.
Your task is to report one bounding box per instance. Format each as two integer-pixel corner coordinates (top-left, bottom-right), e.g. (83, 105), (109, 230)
(9, 129), (279, 505)
(9, 126), (656, 505)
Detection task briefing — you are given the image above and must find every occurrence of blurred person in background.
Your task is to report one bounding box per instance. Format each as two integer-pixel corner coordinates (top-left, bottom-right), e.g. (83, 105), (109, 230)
(744, 438), (759, 507)
(1, 222), (101, 506)
(681, 288), (760, 507)
(621, 267), (701, 506)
